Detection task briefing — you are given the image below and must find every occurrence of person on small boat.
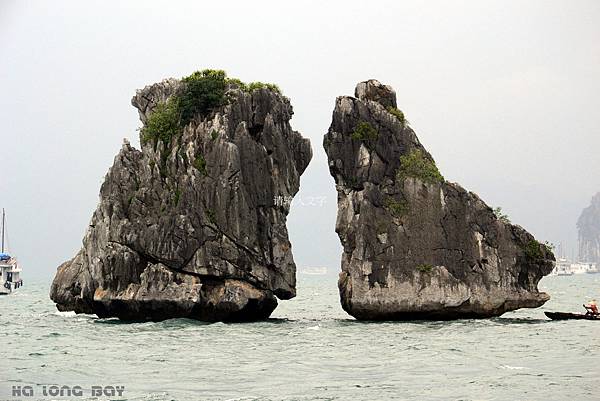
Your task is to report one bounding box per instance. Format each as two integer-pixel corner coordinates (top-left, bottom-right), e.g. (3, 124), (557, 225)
(584, 299), (598, 316)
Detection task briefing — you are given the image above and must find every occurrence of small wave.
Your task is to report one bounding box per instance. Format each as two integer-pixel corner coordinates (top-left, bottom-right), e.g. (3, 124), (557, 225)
(54, 311), (77, 317)
(499, 364), (528, 370)
(491, 317), (548, 325)
(307, 325), (320, 330)
(265, 317), (291, 324)
(7, 292), (29, 297)
(125, 392), (169, 401)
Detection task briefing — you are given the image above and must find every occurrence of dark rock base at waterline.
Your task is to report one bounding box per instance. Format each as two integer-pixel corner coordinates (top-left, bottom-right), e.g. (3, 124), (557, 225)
(91, 297), (277, 322)
(339, 291), (550, 321)
(55, 285), (278, 323)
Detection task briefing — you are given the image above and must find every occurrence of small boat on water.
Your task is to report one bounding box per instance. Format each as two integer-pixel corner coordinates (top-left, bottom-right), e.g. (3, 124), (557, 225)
(545, 304), (599, 320)
(549, 258), (599, 275)
(0, 208), (23, 295)
(299, 266), (328, 275)
(556, 270), (574, 276)
(545, 312), (599, 321)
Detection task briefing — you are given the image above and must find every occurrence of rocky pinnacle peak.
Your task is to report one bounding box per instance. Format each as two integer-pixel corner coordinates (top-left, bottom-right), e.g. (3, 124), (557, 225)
(354, 79), (397, 109)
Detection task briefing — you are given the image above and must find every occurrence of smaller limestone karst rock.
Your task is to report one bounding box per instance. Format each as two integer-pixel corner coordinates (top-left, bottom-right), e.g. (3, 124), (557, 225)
(324, 80), (555, 320)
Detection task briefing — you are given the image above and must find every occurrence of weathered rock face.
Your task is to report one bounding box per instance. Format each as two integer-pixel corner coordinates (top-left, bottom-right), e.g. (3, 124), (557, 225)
(324, 80), (554, 320)
(50, 75), (312, 321)
(577, 192), (600, 263)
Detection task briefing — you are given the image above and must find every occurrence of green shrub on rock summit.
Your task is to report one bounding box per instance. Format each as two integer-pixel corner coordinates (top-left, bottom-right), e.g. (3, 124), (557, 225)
(247, 81), (281, 93)
(179, 69), (228, 123)
(140, 69), (281, 146)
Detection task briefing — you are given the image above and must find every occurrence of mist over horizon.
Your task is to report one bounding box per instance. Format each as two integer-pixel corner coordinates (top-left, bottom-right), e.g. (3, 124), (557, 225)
(1, 0), (599, 277)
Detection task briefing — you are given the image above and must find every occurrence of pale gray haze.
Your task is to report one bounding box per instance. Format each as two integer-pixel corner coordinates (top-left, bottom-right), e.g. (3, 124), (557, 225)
(1, 1), (599, 278)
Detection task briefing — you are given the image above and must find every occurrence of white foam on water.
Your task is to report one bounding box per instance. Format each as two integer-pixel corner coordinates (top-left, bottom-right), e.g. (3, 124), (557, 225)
(499, 365), (528, 370)
(53, 311), (77, 317)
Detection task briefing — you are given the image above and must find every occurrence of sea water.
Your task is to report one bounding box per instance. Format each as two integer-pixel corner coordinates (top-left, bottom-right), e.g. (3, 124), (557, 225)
(1, 274), (599, 401)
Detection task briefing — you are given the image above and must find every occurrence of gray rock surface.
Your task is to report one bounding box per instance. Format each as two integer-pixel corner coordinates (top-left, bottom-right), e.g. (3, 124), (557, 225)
(50, 77), (312, 321)
(324, 79), (554, 320)
(577, 192), (600, 263)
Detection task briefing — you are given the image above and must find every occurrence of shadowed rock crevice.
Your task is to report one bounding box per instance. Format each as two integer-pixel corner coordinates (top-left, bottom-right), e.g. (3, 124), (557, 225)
(50, 70), (312, 322)
(324, 79), (554, 320)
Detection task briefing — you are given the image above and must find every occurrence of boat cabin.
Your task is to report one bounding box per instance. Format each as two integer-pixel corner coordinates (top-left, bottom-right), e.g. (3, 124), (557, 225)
(0, 253), (22, 294)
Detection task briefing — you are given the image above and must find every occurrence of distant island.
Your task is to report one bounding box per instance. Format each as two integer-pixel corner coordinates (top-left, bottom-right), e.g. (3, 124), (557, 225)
(578, 192), (600, 264)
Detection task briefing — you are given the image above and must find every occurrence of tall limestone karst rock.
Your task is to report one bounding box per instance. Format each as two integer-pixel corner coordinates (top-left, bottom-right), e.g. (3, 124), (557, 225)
(50, 70), (312, 321)
(324, 80), (554, 320)
(577, 192), (600, 263)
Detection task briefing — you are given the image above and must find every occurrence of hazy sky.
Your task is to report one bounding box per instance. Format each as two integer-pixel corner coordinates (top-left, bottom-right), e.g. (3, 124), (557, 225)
(1, 0), (599, 278)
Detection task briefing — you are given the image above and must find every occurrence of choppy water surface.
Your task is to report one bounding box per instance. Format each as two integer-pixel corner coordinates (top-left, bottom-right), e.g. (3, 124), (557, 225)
(1, 274), (599, 401)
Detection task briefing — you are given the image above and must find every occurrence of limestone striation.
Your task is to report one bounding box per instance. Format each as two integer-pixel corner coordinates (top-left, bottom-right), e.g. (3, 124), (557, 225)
(50, 70), (312, 321)
(324, 80), (554, 320)
(577, 192), (600, 263)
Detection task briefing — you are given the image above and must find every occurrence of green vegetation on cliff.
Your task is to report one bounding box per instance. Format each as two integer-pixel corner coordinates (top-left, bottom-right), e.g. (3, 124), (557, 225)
(416, 264), (434, 273)
(351, 121), (379, 144)
(385, 197), (410, 218)
(387, 106), (407, 127)
(179, 69), (229, 123)
(141, 99), (181, 145)
(397, 149), (444, 184)
(247, 81), (281, 93)
(193, 154), (207, 175)
(493, 207), (511, 223)
(141, 69), (281, 146)
(522, 240), (554, 262)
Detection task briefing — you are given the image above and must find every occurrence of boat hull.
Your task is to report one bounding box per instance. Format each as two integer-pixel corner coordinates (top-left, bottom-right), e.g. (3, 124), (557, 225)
(0, 279), (22, 295)
(545, 311), (599, 320)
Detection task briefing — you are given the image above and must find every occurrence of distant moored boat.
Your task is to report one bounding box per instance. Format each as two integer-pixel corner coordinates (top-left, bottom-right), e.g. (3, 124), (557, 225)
(0, 208), (23, 295)
(299, 267), (328, 275)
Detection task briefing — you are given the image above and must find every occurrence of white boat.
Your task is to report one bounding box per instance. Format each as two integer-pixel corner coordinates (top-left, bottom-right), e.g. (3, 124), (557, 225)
(557, 270), (574, 276)
(0, 208), (23, 295)
(571, 262), (598, 275)
(581, 262), (599, 274)
(551, 258), (574, 276)
(299, 266), (328, 275)
(550, 257), (599, 276)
